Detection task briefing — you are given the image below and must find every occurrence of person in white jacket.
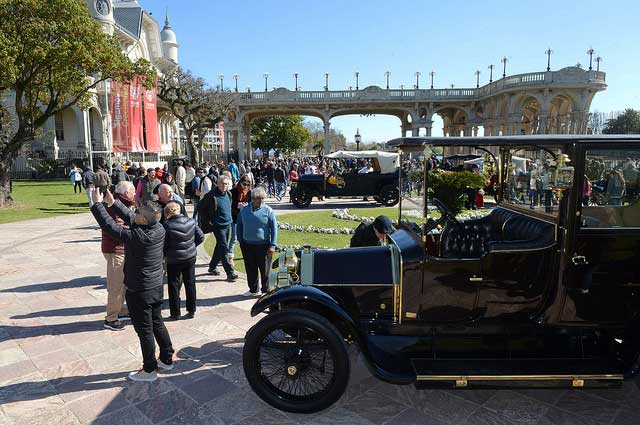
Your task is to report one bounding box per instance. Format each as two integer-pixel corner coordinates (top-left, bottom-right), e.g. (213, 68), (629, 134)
(175, 160), (186, 199)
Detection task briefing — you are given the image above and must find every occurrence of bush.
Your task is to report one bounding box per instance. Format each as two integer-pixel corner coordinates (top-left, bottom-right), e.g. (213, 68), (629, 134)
(427, 170), (485, 214)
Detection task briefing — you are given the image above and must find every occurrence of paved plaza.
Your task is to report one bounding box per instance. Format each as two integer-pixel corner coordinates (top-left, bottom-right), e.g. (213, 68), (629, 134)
(1, 203), (639, 424)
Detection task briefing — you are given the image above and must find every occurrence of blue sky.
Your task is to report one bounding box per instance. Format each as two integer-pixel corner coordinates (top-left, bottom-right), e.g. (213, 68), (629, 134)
(145, 0), (640, 143)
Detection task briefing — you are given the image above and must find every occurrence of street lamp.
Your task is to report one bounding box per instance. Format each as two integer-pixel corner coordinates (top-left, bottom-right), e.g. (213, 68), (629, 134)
(429, 70), (435, 89)
(246, 86), (251, 93)
(415, 71), (421, 89)
(324, 72), (329, 91)
(488, 64), (494, 83)
(475, 70), (481, 88)
(450, 84), (455, 89)
(355, 71), (359, 90)
(219, 74), (224, 91)
(355, 128), (361, 151)
(545, 48), (553, 72)
(501, 56), (508, 78)
(385, 71), (391, 89)
(595, 56), (602, 72)
(263, 73), (269, 92)
(587, 48), (595, 70)
(233, 74), (239, 92)
(294, 73), (299, 91)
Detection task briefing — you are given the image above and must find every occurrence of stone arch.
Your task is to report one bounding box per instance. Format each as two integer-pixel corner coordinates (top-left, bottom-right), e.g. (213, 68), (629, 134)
(514, 95), (541, 135)
(88, 107), (104, 151)
(547, 94), (575, 134)
(54, 106), (83, 151)
(434, 106), (468, 137)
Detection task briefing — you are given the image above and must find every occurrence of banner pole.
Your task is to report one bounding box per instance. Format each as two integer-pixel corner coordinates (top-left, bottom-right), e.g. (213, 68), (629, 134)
(105, 79), (113, 169)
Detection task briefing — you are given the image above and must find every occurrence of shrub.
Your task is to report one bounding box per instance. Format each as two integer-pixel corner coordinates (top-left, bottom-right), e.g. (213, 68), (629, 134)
(427, 170), (485, 214)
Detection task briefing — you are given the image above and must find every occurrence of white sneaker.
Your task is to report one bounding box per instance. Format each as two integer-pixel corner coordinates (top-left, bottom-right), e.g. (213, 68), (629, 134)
(158, 359), (174, 371)
(128, 369), (158, 382)
(241, 290), (259, 297)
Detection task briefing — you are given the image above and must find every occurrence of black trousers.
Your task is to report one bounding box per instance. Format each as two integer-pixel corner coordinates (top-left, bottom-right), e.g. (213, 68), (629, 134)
(209, 225), (233, 274)
(73, 181), (82, 193)
(240, 242), (270, 293)
(125, 286), (175, 373)
(167, 259), (196, 318)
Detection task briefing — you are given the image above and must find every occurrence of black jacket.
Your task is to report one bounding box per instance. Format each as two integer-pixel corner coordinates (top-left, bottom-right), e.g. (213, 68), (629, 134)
(163, 215), (205, 264)
(349, 222), (380, 248)
(91, 200), (165, 292)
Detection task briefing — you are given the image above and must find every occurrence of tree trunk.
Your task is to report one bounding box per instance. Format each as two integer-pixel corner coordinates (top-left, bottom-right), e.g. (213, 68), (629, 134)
(185, 130), (200, 165)
(0, 132), (32, 209)
(0, 159), (14, 208)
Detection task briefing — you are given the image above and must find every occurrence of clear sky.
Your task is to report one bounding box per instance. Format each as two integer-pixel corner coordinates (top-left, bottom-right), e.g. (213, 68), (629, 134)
(144, 0), (640, 144)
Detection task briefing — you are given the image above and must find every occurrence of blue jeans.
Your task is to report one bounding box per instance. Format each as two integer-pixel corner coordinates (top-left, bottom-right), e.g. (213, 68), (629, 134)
(275, 182), (286, 198)
(209, 225), (233, 274)
(228, 222), (237, 254)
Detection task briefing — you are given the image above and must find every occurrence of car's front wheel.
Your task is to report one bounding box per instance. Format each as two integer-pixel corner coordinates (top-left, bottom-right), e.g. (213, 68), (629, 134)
(378, 185), (400, 206)
(292, 188), (313, 208)
(242, 309), (350, 413)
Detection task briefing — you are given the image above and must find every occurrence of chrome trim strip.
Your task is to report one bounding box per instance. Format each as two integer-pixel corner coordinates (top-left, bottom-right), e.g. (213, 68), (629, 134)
(416, 374), (623, 381)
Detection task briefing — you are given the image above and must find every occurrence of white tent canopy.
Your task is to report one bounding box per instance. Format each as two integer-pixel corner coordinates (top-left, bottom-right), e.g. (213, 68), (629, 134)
(325, 150), (399, 174)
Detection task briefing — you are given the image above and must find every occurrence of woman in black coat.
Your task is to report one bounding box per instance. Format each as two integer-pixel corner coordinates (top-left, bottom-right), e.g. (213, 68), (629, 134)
(163, 202), (205, 320)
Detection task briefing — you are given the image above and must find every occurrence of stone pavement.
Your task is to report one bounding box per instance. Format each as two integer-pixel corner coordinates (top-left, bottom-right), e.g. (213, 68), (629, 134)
(1, 210), (639, 425)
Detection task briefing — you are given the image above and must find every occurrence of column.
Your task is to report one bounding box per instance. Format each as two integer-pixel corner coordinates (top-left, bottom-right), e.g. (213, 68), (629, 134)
(425, 126), (432, 137)
(464, 125), (473, 137)
(537, 113), (548, 134)
(237, 129), (245, 162)
(243, 125), (251, 160)
(323, 121), (331, 154)
(411, 125), (420, 137)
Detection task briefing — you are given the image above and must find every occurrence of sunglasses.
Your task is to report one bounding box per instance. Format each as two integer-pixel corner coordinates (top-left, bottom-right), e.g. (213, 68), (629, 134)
(241, 182), (250, 186)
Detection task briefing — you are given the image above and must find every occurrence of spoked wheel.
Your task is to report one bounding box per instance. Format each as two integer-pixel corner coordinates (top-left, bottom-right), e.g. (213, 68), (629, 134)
(243, 309), (350, 413)
(378, 185), (400, 206)
(292, 189), (313, 208)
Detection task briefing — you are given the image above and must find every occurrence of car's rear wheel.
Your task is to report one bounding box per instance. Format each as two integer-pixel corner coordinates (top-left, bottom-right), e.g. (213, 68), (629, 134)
(292, 188), (313, 208)
(243, 309), (350, 413)
(379, 185), (400, 206)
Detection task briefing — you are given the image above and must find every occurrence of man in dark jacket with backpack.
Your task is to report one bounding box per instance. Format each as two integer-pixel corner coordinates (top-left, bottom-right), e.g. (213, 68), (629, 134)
(163, 202), (204, 320)
(90, 189), (174, 382)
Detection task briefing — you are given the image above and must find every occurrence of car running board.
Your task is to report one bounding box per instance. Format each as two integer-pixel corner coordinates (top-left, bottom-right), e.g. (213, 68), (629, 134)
(411, 358), (624, 389)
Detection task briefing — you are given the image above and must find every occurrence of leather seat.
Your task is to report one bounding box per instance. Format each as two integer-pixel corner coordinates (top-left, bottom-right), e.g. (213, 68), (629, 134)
(441, 208), (555, 258)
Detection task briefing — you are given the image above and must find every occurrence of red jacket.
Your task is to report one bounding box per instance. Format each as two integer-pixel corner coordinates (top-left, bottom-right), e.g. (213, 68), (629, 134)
(101, 194), (134, 254)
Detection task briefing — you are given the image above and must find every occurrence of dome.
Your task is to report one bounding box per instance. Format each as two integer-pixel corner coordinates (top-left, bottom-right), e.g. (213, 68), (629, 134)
(161, 13), (177, 45)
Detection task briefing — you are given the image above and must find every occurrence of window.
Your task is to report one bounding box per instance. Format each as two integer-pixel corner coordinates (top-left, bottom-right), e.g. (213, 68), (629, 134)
(501, 147), (564, 216)
(581, 149), (640, 228)
(54, 112), (64, 141)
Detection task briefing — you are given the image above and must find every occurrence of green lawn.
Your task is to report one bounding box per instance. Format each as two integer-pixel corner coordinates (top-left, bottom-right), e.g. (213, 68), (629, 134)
(0, 180), (89, 224)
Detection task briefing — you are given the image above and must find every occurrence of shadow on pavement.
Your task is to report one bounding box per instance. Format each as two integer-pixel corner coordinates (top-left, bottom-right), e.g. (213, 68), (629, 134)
(0, 276), (105, 293)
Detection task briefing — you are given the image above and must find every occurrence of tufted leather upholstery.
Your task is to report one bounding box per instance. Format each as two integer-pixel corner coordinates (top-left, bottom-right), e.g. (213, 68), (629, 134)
(441, 208), (555, 258)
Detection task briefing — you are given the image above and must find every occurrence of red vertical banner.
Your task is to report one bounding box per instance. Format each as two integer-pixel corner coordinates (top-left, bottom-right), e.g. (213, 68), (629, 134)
(110, 80), (131, 152)
(128, 77), (144, 152)
(143, 82), (161, 152)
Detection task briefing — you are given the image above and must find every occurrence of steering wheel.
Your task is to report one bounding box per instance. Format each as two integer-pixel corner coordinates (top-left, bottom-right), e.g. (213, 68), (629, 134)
(424, 198), (462, 234)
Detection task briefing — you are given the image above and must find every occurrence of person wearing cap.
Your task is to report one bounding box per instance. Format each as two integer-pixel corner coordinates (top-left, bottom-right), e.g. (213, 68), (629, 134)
(350, 215), (395, 247)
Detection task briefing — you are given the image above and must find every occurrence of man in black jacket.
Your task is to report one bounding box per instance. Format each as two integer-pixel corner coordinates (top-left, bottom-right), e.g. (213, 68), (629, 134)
(350, 215), (394, 247)
(163, 202), (204, 320)
(90, 189), (174, 382)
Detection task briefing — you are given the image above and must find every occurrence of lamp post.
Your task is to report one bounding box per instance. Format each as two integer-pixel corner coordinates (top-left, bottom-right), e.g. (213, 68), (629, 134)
(324, 72), (329, 91)
(219, 74), (224, 91)
(355, 71), (359, 90)
(415, 71), (421, 89)
(263, 73), (269, 92)
(501, 56), (508, 78)
(233, 74), (239, 92)
(488, 64), (494, 83)
(545, 48), (552, 72)
(450, 84), (455, 89)
(294, 73), (299, 91)
(429, 70), (435, 89)
(595, 56), (602, 72)
(475, 70), (481, 88)
(587, 48), (595, 70)
(355, 128), (361, 151)
(246, 86), (251, 93)
(385, 71), (391, 89)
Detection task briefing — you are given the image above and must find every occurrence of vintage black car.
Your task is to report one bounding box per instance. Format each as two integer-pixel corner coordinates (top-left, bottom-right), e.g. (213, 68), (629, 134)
(289, 150), (400, 207)
(243, 135), (640, 413)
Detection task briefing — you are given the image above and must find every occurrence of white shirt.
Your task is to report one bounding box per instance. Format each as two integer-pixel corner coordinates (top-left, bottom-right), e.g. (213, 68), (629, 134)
(358, 166), (372, 174)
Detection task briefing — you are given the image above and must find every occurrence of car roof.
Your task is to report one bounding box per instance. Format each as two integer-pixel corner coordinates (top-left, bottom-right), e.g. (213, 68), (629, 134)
(386, 135), (640, 151)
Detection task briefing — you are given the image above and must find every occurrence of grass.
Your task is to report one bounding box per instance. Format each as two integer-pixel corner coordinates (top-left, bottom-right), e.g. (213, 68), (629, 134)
(0, 180), (89, 224)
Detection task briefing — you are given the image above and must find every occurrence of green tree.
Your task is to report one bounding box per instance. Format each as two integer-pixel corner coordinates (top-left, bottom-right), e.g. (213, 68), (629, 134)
(304, 121), (347, 153)
(603, 109), (640, 134)
(251, 116), (312, 154)
(0, 0), (156, 207)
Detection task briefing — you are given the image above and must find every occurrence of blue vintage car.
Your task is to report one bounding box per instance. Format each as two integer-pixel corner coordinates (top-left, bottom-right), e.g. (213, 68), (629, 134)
(243, 135), (640, 413)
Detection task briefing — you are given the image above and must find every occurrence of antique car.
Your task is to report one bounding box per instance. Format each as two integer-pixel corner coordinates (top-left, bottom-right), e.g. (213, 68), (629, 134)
(243, 135), (640, 413)
(289, 150), (400, 207)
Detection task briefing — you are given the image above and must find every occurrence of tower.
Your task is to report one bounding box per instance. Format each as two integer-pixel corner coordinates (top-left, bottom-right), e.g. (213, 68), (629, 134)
(86, 0), (116, 35)
(161, 9), (179, 63)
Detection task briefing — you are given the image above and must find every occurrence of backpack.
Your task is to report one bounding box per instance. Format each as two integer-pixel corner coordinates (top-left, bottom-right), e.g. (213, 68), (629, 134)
(197, 190), (232, 234)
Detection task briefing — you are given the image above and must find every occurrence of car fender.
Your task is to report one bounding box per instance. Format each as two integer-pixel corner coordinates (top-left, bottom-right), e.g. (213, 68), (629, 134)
(251, 285), (359, 337)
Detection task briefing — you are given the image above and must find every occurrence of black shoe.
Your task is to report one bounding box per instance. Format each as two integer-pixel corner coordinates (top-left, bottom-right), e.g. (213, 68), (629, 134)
(227, 272), (239, 282)
(165, 315), (180, 321)
(184, 312), (195, 319)
(104, 320), (125, 331)
(118, 314), (130, 321)
(208, 268), (221, 276)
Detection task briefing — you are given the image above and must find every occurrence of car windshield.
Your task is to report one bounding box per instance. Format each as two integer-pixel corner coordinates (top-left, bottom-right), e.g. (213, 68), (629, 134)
(398, 144), (499, 234)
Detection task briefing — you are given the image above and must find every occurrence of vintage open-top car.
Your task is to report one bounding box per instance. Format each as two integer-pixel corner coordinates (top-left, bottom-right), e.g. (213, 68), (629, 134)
(243, 135), (640, 413)
(289, 150), (400, 207)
